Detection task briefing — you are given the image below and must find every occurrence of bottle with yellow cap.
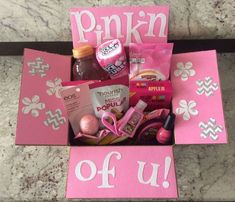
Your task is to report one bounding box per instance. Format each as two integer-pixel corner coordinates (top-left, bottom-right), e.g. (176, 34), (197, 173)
(72, 45), (110, 81)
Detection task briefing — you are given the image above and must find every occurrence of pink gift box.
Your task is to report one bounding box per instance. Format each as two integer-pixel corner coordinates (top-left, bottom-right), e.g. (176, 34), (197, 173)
(15, 6), (227, 199)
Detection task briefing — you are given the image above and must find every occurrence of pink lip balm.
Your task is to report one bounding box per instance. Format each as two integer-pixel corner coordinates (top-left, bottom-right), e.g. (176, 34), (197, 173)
(96, 39), (128, 79)
(156, 113), (175, 144)
(79, 114), (99, 135)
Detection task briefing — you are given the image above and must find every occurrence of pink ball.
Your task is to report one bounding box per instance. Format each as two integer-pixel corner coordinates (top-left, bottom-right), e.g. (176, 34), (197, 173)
(80, 114), (99, 135)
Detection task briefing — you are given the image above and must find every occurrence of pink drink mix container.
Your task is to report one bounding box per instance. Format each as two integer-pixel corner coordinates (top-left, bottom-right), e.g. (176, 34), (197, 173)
(96, 39), (129, 79)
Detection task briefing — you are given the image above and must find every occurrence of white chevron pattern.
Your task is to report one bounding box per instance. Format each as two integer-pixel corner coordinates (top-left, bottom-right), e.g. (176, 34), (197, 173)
(199, 118), (223, 140)
(44, 109), (66, 130)
(196, 77), (218, 96)
(28, 57), (50, 77)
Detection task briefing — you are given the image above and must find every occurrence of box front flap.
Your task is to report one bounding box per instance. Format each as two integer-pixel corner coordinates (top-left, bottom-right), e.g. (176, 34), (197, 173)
(171, 50), (227, 144)
(70, 6), (169, 47)
(66, 146), (177, 199)
(16, 49), (71, 145)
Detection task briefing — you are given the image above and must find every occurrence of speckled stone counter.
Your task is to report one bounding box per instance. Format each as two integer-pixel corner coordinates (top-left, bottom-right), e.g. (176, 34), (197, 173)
(0, 0), (234, 41)
(0, 0), (235, 201)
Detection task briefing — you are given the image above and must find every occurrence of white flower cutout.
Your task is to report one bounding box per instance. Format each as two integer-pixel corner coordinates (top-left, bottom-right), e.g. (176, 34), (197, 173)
(22, 95), (45, 117)
(46, 78), (62, 98)
(176, 100), (199, 121)
(174, 62), (196, 81)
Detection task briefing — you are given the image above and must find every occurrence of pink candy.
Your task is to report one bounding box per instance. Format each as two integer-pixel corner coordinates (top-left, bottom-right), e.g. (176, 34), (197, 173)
(96, 39), (129, 79)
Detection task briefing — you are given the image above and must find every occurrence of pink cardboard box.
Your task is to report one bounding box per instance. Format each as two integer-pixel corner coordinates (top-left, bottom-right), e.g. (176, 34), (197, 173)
(15, 6), (227, 199)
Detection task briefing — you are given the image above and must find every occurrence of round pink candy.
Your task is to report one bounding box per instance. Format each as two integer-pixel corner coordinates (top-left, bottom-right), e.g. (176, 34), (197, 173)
(80, 114), (99, 135)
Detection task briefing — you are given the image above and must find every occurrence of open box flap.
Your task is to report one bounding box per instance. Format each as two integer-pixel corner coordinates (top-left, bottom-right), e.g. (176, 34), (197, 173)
(70, 6), (169, 47)
(66, 146), (178, 199)
(16, 49), (71, 145)
(171, 50), (227, 144)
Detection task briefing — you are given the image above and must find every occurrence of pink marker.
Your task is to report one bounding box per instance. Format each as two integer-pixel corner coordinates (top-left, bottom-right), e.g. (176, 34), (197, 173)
(118, 100), (147, 138)
(156, 113), (175, 144)
(96, 39), (128, 79)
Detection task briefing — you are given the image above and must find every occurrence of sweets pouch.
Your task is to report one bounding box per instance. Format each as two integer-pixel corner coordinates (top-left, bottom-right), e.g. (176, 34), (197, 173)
(89, 76), (129, 118)
(129, 43), (173, 81)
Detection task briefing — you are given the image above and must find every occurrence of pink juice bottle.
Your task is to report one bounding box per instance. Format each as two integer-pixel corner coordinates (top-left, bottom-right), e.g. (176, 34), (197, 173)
(118, 100), (147, 138)
(96, 39), (129, 79)
(72, 45), (110, 81)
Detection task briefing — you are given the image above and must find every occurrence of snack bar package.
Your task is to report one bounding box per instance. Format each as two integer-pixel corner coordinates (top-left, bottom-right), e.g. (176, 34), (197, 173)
(89, 76), (129, 118)
(129, 43), (173, 81)
(129, 80), (173, 111)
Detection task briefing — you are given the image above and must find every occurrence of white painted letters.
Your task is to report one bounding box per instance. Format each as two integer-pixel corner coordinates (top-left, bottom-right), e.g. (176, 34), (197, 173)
(74, 152), (171, 189)
(75, 151), (121, 188)
(98, 151), (122, 188)
(137, 161), (160, 187)
(145, 13), (167, 37)
(124, 12), (147, 45)
(71, 11), (96, 43)
(101, 15), (124, 40)
(71, 9), (168, 46)
(75, 160), (97, 181)
(95, 25), (103, 46)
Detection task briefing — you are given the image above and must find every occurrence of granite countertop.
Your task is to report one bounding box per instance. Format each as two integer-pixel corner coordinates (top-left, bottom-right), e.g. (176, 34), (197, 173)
(0, 0), (235, 201)
(0, 0), (234, 41)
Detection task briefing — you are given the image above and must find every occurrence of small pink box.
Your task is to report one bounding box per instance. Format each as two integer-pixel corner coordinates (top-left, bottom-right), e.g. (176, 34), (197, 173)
(15, 6), (228, 200)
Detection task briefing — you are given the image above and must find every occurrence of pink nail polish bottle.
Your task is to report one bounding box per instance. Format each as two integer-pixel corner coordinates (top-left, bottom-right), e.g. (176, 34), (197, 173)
(118, 100), (147, 138)
(156, 113), (175, 144)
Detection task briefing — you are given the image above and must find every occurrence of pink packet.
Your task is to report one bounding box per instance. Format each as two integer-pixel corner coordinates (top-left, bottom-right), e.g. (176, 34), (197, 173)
(96, 39), (128, 79)
(89, 76), (129, 118)
(60, 81), (96, 135)
(129, 43), (173, 81)
(129, 80), (172, 111)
